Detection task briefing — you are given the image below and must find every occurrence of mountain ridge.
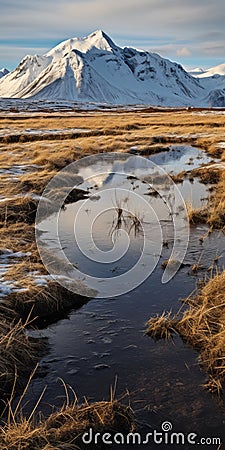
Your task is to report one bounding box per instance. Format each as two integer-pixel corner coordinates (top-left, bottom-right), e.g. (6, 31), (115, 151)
(0, 30), (224, 107)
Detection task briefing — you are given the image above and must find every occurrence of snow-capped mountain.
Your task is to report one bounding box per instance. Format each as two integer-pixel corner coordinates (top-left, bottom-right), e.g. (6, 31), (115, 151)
(0, 31), (224, 107)
(196, 63), (225, 78)
(0, 30), (205, 106)
(0, 68), (9, 79)
(188, 67), (205, 76)
(190, 62), (225, 107)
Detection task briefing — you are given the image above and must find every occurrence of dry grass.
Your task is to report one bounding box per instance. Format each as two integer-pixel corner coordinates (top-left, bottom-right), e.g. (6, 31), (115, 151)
(1, 109), (225, 135)
(207, 170), (225, 230)
(0, 197), (38, 225)
(9, 282), (89, 324)
(192, 167), (221, 185)
(0, 217), (90, 402)
(0, 222), (35, 253)
(170, 171), (186, 183)
(146, 312), (176, 340)
(186, 203), (208, 225)
(0, 319), (44, 400)
(183, 164), (225, 231)
(146, 270), (225, 395)
(0, 111), (225, 211)
(0, 398), (134, 450)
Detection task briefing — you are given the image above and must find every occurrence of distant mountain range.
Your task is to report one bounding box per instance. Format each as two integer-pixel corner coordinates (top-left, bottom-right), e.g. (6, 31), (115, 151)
(0, 31), (225, 107)
(0, 68), (9, 79)
(190, 63), (225, 78)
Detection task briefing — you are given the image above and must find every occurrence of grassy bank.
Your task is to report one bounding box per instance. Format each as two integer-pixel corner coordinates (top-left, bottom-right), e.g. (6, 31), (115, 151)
(185, 168), (225, 231)
(146, 270), (225, 395)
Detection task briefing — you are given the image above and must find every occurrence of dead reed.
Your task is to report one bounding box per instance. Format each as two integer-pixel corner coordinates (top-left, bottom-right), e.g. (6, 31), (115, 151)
(0, 319), (44, 401)
(0, 398), (134, 450)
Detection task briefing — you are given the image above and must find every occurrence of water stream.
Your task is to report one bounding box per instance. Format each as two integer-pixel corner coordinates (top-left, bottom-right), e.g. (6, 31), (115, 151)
(27, 146), (225, 446)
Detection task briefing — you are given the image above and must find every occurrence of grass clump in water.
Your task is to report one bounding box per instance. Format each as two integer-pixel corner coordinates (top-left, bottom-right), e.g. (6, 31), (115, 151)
(146, 311), (177, 340)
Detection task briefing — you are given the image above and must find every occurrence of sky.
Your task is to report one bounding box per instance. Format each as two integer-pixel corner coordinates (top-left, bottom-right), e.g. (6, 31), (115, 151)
(0, 0), (225, 71)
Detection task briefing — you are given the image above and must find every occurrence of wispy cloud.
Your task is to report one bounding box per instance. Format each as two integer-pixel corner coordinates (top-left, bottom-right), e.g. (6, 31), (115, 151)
(176, 47), (192, 57)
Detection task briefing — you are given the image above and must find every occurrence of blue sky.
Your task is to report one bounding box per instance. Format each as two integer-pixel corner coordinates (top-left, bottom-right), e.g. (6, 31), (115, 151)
(1, 0), (225, 71)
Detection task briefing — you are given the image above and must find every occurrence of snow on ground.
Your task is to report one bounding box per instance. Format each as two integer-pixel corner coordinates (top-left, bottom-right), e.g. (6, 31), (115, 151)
(0, 128), (91, 138)
(0, 164), (39, 176)
(0, 250), (31, 298)
(216, 142), (225, 148)
(0, 249), (70, 298)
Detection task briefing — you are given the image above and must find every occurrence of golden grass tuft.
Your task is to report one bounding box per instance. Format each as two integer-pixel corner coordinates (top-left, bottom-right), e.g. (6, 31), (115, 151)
(207, 170), (225, 230)
(146, 312), (177, 340)
(0, 399), (134, 450)
(0, 319), (44, 400)
(186, 202), (208, 225)
(170, 171), (186, 183)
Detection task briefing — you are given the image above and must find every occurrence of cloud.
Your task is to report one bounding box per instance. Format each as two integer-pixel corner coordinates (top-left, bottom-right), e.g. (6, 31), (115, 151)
(176, 47), (192, 57)
(0, 0), (225, 69)
(0, 44), (50, 70)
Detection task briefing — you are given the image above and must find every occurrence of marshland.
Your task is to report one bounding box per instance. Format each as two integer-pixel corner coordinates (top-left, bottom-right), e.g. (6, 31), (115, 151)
(0, 106), (225, 448)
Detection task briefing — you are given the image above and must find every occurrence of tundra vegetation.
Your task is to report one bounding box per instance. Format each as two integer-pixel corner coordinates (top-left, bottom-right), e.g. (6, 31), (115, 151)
(0, 107), (225, 444)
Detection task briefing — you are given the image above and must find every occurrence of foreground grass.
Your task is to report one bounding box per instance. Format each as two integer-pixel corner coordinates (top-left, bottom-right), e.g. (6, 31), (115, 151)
(0, 399), (134, 450)
(146, 270), (225, 395)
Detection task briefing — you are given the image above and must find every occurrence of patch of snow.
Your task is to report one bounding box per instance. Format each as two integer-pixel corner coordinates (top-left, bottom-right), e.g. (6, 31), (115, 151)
(0, 128), (91, 139)
(216, 142), (225, 148)
(0, 163), (39, 177)
(0, 250), (31, 298)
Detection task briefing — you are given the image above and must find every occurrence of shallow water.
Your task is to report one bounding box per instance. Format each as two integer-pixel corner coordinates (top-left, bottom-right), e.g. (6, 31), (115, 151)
(29, 147), (225, 445)
(148, 145), (218, 174)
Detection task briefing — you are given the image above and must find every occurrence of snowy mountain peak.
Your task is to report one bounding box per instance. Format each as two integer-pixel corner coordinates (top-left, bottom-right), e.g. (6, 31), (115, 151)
(47, 29), (117, 60)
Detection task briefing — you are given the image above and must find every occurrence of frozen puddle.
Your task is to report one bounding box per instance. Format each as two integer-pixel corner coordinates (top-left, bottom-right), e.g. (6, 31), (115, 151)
(147, 145), (218, 174)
